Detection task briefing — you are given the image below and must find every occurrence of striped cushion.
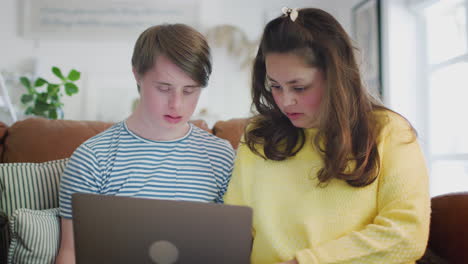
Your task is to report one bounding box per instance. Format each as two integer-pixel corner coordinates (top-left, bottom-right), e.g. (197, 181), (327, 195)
(0, 159), (68, 215)
(0, 159), (68, 264)
(8, 208), (60, 264)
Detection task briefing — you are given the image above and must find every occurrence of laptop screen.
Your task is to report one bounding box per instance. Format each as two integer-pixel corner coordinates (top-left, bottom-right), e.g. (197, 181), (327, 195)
(71, 193), (252, 264)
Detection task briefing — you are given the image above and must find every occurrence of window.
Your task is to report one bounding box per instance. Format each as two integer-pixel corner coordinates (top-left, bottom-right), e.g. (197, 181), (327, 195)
(422, 0), (468, 196)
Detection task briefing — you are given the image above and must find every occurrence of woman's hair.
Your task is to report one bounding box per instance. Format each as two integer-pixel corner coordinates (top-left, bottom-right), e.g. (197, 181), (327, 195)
(131, 24), (212, 91)
(247, 8), (405, 187)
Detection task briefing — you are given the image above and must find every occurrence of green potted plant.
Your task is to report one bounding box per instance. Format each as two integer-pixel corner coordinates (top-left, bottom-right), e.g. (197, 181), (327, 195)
(20, 66), (80, 119)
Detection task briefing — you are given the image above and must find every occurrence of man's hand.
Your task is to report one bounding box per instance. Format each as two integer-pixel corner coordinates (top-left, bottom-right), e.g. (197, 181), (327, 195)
(55, 218), (76, 264)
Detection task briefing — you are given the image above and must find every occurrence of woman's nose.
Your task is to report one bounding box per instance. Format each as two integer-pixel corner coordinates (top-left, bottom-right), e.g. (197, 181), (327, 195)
(283, 91), (298, 106)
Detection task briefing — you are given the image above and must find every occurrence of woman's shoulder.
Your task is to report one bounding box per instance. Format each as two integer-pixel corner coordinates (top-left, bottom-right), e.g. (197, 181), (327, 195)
(372, 109), (415, 142)
(373, 109), (412, 127)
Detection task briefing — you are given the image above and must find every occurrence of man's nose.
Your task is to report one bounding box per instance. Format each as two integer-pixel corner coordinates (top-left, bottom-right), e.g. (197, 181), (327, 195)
(168, 91), (183, 110)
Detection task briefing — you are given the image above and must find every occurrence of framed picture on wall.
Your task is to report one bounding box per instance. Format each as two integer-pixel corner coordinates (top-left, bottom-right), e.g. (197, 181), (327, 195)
(22, 0), (201, 40)
(352, 0), (382, 99)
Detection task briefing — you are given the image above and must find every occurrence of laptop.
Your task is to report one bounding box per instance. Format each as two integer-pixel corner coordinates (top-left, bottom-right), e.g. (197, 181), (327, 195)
(71, 193), (253, 264)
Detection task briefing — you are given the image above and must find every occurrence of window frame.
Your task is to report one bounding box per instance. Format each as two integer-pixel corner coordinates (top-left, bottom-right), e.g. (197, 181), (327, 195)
(418, 0), (468, 195)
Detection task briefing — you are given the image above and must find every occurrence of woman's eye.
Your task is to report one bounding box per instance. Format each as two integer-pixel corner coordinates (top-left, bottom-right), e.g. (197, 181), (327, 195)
(293, 87), (305, 92)
(270, 85), (282, 91)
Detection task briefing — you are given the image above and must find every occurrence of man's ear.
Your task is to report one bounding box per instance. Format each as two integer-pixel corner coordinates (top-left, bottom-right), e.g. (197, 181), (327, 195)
(132, 67), (142, 94)
(132, 67), (140, 84)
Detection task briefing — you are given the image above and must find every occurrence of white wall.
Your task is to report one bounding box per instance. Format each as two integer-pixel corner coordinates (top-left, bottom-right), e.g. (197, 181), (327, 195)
(0, 0), (139, 123)
(2, 0), (421, 130)
(0, 0), (350, 126)
(329, 0), (427, 144)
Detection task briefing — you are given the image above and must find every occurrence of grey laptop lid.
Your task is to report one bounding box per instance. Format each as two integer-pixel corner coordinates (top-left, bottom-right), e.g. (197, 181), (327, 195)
(71, 193), (252, 264)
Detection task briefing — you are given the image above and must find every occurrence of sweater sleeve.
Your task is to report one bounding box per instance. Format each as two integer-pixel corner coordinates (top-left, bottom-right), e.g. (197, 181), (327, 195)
(224, 141), (257, 239)
(214, 141), (236, 204)
(295, 118), (431, 264)
(223, 141), (251, 207)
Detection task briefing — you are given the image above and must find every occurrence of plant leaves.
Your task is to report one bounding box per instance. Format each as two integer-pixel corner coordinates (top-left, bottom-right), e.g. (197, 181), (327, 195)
(52, 66), (65, 80)
(37, 92), (49, 102)
(20, 67), (80, 119)
(65, 82), (79, 96)
(37, 111), (48, 118)
(25, 107), (33, 115)
(20, 77), (31, 89)
(35, 100), (49, 112)
(48, 109), (58, 119)
(21, 94), (34, 104)
(34, 78), (47, 87)
(67, 69), (81, 81)
(47, 84), (60, 95)
(50, 94), (60, 102)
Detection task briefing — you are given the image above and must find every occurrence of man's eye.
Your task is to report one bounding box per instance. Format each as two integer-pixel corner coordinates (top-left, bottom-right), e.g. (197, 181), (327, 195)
(183, 87), (195, 94)
(157, 86), (170, 92)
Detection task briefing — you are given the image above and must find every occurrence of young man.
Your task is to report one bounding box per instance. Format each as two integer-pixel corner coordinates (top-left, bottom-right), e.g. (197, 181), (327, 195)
(56, 24), (235, 263)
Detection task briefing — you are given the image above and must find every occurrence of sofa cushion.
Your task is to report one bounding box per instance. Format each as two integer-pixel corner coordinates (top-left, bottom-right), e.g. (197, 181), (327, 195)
(2, 118), (113, 163)
(0, 159), (68, 263)
(212, 118), (250, 149)
(0, 159), (68, 216)
(7, 208), (60, 264)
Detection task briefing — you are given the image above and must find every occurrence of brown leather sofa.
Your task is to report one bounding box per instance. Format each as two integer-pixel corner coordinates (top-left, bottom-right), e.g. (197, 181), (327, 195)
(0, 117), (249, 163)
(0, 117), (250, 263)
(426, 191), (468, 263)
(1, 117), (466, 263)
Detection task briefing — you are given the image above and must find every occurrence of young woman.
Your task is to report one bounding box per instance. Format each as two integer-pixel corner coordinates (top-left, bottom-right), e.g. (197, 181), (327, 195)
(56, 24), (235, 263)
(224, 8), (430, 264)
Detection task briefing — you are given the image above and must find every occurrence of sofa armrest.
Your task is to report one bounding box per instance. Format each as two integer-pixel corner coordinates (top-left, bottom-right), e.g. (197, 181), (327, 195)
(428, 191), (468, 263)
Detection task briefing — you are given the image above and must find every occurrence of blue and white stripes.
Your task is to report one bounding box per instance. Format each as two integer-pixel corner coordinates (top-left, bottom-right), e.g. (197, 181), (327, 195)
(59, 121), (235, 219)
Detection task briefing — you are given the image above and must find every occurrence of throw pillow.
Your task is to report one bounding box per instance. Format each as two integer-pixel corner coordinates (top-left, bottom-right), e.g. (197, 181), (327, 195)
(0, 158), (69, 216)
(0, 159), (68, 264)
(7, 208), (60, 264)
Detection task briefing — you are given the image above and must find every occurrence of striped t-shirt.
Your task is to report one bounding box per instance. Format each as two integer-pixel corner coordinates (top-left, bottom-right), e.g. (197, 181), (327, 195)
(59, 121), (235, 219)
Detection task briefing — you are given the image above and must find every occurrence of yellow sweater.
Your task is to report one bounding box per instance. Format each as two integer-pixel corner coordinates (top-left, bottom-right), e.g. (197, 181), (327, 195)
(224, 111), (430, 264)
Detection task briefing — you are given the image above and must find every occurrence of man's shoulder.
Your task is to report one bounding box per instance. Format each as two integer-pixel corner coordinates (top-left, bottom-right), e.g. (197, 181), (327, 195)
(78, 121), (125, 150)
(190, 126), (235, 155)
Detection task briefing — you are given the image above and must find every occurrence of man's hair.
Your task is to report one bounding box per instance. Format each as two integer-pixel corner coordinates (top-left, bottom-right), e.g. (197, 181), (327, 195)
(131, 24), (212, 91)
